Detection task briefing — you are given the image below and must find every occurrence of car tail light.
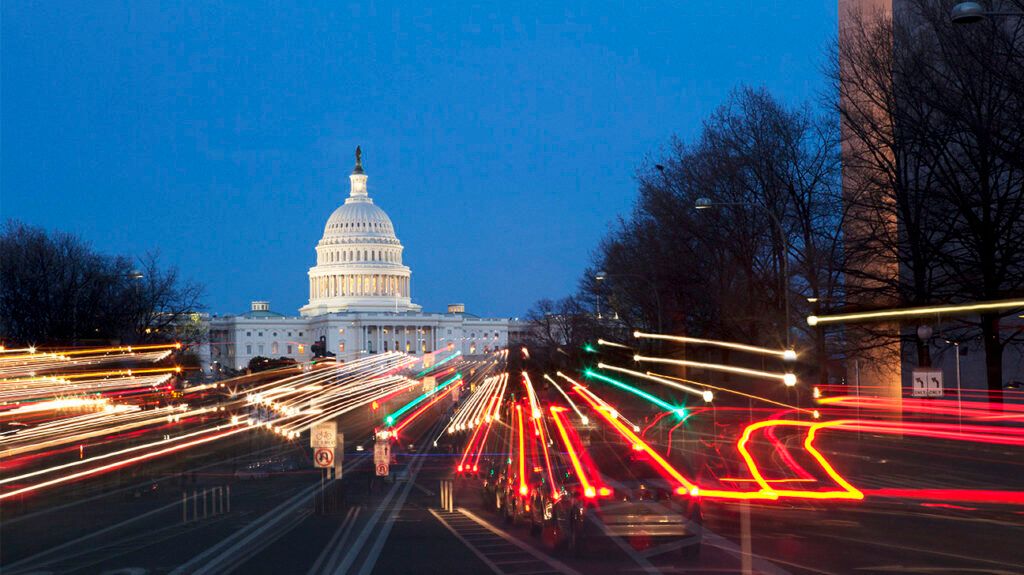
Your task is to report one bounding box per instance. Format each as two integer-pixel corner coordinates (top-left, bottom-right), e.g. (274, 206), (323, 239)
(584, 487), (596, 498)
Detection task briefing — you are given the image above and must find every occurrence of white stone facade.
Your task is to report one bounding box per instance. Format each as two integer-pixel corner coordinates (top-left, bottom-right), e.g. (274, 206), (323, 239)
(199, 149), (512, 372)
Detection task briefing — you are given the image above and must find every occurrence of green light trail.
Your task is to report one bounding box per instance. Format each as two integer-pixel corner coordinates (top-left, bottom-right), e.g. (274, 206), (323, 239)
(385, 373), (462, 426)
(583, 369), (685, 418)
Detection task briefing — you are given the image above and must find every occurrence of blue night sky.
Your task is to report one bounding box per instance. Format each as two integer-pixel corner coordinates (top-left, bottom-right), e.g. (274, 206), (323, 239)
(2, 1), (837, 318)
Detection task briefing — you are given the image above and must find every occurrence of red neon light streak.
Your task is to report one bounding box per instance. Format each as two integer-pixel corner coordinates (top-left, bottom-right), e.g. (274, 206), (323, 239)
(471, 421), (493, 470)
(866, 488), (1024, 506)
(572, 385), (698, 493)
(736, 420), (863, 500)
(550, 407), (596, 498)
(516, 405), (527, 496)
(534, 408), (559, 498)
(458, 420), (485, 472)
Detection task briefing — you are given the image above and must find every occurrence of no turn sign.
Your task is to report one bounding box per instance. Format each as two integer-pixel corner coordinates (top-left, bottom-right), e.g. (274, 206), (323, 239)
(376, 462), (389, 476)
(314, 447), (335, 468)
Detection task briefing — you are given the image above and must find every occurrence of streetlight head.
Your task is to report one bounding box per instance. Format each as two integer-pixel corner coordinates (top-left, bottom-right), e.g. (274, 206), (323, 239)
(807, 315), (819, 326)
(951, 2), (986, 24)
(782, 349), (798, 362)
(695, 197), (713, 210)
(128, 269), (144, 280)
(783, 373), (797, 387)
(595, 271), (607, 281)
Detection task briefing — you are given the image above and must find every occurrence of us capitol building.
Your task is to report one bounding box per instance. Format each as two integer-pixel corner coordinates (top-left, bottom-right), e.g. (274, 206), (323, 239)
(197, 148), (516, 372)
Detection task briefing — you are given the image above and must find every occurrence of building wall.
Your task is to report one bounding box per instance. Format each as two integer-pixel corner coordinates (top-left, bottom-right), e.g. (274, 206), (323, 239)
(201, 311), (511, 372)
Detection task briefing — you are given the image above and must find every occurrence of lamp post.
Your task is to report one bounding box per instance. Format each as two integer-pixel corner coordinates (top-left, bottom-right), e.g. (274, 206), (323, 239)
(694, 197), (792, 349)
(944, 338), (965, 434)
(950, 2), (1024, 24)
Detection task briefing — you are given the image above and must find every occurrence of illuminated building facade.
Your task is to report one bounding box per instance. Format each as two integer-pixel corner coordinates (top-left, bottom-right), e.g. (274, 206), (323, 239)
(199, 149), (511, 371)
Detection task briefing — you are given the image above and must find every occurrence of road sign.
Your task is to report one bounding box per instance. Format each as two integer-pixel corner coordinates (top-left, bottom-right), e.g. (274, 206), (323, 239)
(314, 447), (335, 468)
(374, 438), (390, 467)
(376, 462), (389, 476)
(422, 376), (436, 393)
(912, 368), (944, 397)
(311, 421), (337, 448)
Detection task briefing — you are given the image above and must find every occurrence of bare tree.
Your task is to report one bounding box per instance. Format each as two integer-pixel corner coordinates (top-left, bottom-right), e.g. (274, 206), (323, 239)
(834, 1), (1024, 393)
(0, 220), (204, 346)
(578, 87), (842, 377)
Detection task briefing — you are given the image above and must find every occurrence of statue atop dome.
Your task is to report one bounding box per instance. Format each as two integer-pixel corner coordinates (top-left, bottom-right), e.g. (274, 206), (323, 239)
(353, 146), (364, 174)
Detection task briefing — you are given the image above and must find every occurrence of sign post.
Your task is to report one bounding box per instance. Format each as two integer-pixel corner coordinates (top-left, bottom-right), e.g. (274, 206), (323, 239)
(311, 421), (338, 515)
(911, 368), (944, 398)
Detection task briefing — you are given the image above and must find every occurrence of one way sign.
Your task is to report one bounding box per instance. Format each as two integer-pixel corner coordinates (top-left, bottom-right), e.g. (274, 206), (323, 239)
(912, 368), (944, 398)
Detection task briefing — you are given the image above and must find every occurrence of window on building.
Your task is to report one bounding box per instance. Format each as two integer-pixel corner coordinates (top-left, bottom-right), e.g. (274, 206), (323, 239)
(287, 344), (292, 354)
(246, 345), (252, 355)
(299, 331), (304, 337)
(384, 341), (389, 351)
(246, 331), (251, 337)
(339, 342), (345, 352)
(258, 344), (264, 354)
(258, 332), (263, 337)
(272, 332), (277, 337)
(447, 329), (452, 335)
(287, 331), (292, 337)
(405, 341), (411, 352)
(298, 344), (305, 354)
(272, 342), (279, 354)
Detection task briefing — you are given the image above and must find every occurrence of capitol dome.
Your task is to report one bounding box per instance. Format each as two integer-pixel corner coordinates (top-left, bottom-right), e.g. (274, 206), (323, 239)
(299, 147), (420, 316)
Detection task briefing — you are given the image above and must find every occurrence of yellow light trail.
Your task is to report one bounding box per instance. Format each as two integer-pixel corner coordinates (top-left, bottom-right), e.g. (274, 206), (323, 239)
(0, 422), (248, 500)
(547, 373), (588, 425)
(633, 332), (797, 360)
(807, 299), (1024, 326)
(647, 371), (818, 417)
(634, 354), (797, 386)
(596, 339), (632, 349)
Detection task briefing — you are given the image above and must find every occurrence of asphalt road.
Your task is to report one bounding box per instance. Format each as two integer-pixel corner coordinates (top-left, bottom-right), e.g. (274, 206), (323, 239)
(4, 389), (1024, 574)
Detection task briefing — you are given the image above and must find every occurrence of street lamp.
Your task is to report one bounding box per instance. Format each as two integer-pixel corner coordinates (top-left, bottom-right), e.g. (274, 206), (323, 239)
(951, 2), (1024, 24)
(595, 270), (663, 335)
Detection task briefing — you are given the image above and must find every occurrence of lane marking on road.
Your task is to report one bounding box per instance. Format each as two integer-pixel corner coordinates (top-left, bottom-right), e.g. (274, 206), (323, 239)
(354, 449), (431, 575)
(456, 508), (582, 575)
(169, 479), (325, 575)
(331, 417), (446, 575)
(5, 497), (184, 572)
(811, 532), (1024, 571)
(429, 509), (504, 575)
(307, 506), (361, 575)
(413, 481), (436, 495)
(702, 530), (795, 575)
(5, 442), (296, 527)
